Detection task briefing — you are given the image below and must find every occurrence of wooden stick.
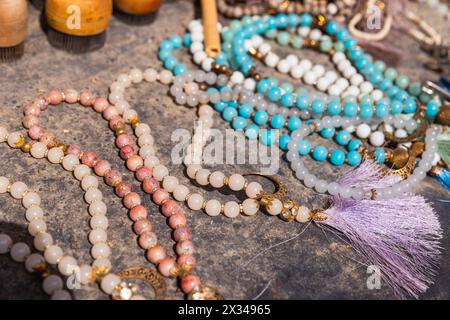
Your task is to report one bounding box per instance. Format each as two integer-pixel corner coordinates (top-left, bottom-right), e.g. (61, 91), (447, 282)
(201, 0), (221, 58)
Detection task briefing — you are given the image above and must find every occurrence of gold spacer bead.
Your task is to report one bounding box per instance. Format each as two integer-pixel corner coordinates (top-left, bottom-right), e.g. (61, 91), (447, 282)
(116, 128), (126, 136)
(21, 143), (31, 153)
(14, 135), (26, 149)
(130, 117), (140, 129)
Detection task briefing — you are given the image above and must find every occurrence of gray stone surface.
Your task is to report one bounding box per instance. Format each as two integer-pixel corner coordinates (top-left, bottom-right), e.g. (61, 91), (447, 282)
(0, 0), (448, 300)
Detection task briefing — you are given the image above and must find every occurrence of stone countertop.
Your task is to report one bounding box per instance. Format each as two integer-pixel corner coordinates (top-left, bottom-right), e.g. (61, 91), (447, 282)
(0, 0), (448, 300)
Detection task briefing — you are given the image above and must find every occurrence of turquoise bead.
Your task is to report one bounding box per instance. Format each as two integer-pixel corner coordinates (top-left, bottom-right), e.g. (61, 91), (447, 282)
(214, 102), (227, 112)
(270, 114), (285, 129)
(296, 95), (310, 110)
(336, 130), (351, 146)
(158, 50), (171, 60)
(379, 79), (393, 91)
(245, 124), (259, 140)
(359, 95), (373, 106)
(311, 99), (325, 114)
(374, 148), (386, 163)
(334, 41), (345, 52)
(276, 13), (288, 28)
(384, 68), (398, 80)
(232, 117), (247, 130)
(280, 82), (294, 93)
(336, 29), (349, 41)
(267, 78), (278, 87)
(375, 103), (389, 118)
(408, 82), (422, 97)
(254, 110), (269, 125)
(160, 40), (173, 51)
(281, 93), (295, 107)
(292, 36), (303, 49)
(348, 48), (363, 60)
(287, 13), (300, 27)
(268, 87), (282, 101)
(344, 38), (357, 49)
(222, 107), (238, 122)
(230, 20), (241, 30)
(277, 31), (290, 45)
(327, 101), (341, 115)
(170, 35), (182, 48)
(182, 34), (191, 47)
(295, 87), (309, 96)
(426, 100), (440, 117)
(300, 13), (312, 26)
(387, 86), (400, 98)
(326, 21), (339, 35)
(287, 117), (301, 131)
(265, 29), (277, 39)
(347, 151), (362, 166)
(260, 130), (276, 146)
(279, 135), (291, 151)
(163, 57), (178, 70)
(374, 60), (386, 72)
(404, 98), (417, 113)
(313, 146), (328, 161)
(330, 150), (345, 166)
(238, 104), (253, 118)
(348, 139), (362, 151)
(343, 102), (358, 117)
(395, 75), (409, 89)
(355, 57), (368, 70)
(359, 104), (374, 119)
(370, 72), (383, 85)
(173, 64), (186, 75)
(344, 95), (357, 103)
(298, 140), (311, 155)
(257, 79), (270, 94)
(420, 93), (432, 104)
(395, 90), (409, 102)
(320, 127), (335, 139)
(390, 100), (403, 114)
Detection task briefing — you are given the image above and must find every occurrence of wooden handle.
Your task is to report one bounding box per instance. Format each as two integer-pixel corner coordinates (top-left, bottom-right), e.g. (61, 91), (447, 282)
(201, 0), (221, 58)
(0, 0), (28, 47)
(114, 0), (162, 16)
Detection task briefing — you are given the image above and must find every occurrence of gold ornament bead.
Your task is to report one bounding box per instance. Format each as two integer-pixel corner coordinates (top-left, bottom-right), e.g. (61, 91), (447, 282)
(387, 147), (410, 169)
(410, 141), (425, 157)
(21, 143), (31, 153)
(14, 135), (26, 148)
(436, 104), (450, 126)
(115, 128), (126, 136)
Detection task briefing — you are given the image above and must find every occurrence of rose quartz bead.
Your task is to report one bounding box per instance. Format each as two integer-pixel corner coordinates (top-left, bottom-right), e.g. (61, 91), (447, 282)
(34, 95), (49, 110)
(146, 245), (166, 264)
(94, 160), (111, 177)
(133, 219), (152, 235)
(126, 155), (143, 171)
(115, 181), (132, 197)
(176, 240), (195, 255)
(67, 144), (82, 157)
(158, 258), (178, 277)
(115, 134), (132, 148)
(129, 205), (148, 221)
(39, 132), (56, 147)
(135, 166), (152, 182)
(168, 213), (187, 229)
(119, 145), (135, 160)
(109, 116), (125, 130)
(102, 106), (119, 120)
(80, 90), (96, 106)
(47, 90), (63, 105)
(93, 97), (109, 113)
(142, 178), (159, 194)
(178, 254), (196, 272)
(24, 104), (41, 116)
(105, 169), (122, 187)
(173, 227), (191, 242)
(28, 125), (44, 140)
(64, 89), (79, 104)
(81, 151), (97, 167)
(162, 199), (183, 217)
(123, 192), (141, 209)
(23, 115), (39, 129)
(181, 275), (201, 294)
(152, 188), (169, 205)
(138, 232), (157, 249)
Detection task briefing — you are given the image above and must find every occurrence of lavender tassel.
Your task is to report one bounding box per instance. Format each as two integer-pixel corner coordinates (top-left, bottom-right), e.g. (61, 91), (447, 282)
(319, 160), (442, 299)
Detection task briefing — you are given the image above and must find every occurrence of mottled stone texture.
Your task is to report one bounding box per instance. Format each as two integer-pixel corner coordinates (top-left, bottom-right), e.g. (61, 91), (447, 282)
(0, 1), (448, 300)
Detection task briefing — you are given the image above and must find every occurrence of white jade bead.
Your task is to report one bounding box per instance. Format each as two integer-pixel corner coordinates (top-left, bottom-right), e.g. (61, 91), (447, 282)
(332, 52), (346, 63)
(173, 185), (190, 201)
(93, 258), (111, 271)
(290, 65), (304, 79)
(89, 200), (107, 215)
(316, 78), (330, 91)
(101, 273), (121, 295)
(277, 60), (290, 74)
(153, 165), (168, 181)
(245, 182), (262, 198)
(43, 275), (63, 295)
(84, 188), (103, 203)
(89, 228), (107, 244)
(10, 181), (27, 199)
(51, 289), (72, 300)
(131, 295), (145, 300)
(92, 242), (111, 259)
(209, 171), (225, 188)
(350, 74), (364, 86)
(187, 193), (204, 211)
(264, 53), (279, 68)
(159, 70), (173, 84)
(193, 51), (207, 64)
(79, 264), (93, 285)
(395, 129), (407, 138)
(138, 134), (154, 147)
(190, 42), (203, 54)
(44, 245), (63, 264)
(205, 199), (221, 217)
(267, 198), (282, 215)
(7, 132), (23, 148)
(295, 206), (310, 223)
(286, 54), (299, 66)
(22, 191), (41, 208)
(74, 164), (90, 180)
(242, 199), (259, 216)
(369, 131), (385, 147)
(30, 142), (47, 158)
(0, 126), (8, 142)
(25, 253), (45, 272)
(115, 100), (130, 114)
(47, 147), (64, 163)
(10, 242), (30, 262)
(187, 164), (201, 179)
(81, 175), (98, 191)
(360, 81), (373, 93)
(123, 109), (138, 122)
(195, 169), (211, 186)
(130, 69), (143, 83)
(135, 123), (151, 137)
(28, 219), (47, 236)
(259, 43), (271, 55)
(243, 78), (256, 91)
(140, 145), (155, 158)
(34, 232), (53, 251)
(117, 73), (131, 86)
(144, 155), (160, 168)
(371, 89), (383, 102)
(230, 71), (244, 84)
(228, 174), (245, 191)
(162, 176), (179, 192)
(223, 201), (240, 218)
(58, 256), (78, 276)
(0, 234), (13, 253)
(90, 214), (109, 230)
(303, 71), (317, 85)
(0, 176), (9, 193)
(356, 123), (371, 139)
(62, 154), (80, 171)
(312, 65), (325, 77)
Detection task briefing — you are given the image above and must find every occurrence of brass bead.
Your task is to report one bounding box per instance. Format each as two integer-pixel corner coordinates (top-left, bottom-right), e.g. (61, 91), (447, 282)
(116, 128), (125, 136)
(387, 147), (410, 169)
(410, 141), (425, 157)
(130, 117), (140, 129)
(21, 143), (31, 153)
(436, 104), (450, 126)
